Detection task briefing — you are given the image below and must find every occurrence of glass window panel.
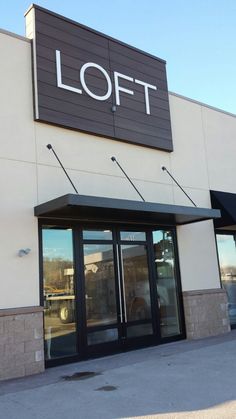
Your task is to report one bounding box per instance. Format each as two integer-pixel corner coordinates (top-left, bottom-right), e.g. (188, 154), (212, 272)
(84, 244), (117, 327)
(42, 228), (77, 360)
(83, 229), (112, 240)
(87, 329), (118, 345)
(153, 230), (180, 338)
(121, 244), (152, 322)
(120, 231), (146, 241)
(216, 234), (236, 326)
(126, 323), (153, 338)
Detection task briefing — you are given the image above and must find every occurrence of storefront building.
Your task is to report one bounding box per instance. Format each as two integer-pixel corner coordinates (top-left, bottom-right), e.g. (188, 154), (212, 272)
(0, 5), (235, 380)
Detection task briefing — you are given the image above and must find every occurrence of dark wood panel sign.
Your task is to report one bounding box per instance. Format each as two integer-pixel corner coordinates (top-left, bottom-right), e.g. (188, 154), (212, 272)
(26, 5), (173, 151)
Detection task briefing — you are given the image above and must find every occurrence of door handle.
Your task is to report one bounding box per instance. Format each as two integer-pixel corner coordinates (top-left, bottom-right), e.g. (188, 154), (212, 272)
(120, 253), (127, 323)
(116, 245), (123, 323)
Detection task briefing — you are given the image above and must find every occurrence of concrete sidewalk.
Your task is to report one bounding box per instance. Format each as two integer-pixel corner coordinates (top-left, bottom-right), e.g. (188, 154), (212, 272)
(1, 331), (236, 419)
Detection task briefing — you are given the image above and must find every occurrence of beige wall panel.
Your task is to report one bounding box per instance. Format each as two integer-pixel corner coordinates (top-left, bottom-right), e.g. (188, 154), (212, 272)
(34, 123), (171, 184)
(177, 220), (221, 291)
(169, 94), (209, 190)
(0, 160), (39, 309)
(202, 107), (236, 192)
(173, 186), (211, 208)
(37, 165), (80, 203)
(37, 164), (174, 204)
(0, 33), (35, 163)
(135, 181), (174, 204)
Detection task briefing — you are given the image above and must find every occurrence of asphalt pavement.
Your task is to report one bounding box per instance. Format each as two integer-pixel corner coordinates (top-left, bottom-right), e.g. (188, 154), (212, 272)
(1, 330), (236, 419)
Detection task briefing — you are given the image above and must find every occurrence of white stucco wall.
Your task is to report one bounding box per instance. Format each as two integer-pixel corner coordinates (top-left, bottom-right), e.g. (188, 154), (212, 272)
(0, 29), (236, 308)
(202, 106), (236, 193)
(176, 221), (220, 291)
(0, 31), (39, 309)
(169, 93), (236, 291)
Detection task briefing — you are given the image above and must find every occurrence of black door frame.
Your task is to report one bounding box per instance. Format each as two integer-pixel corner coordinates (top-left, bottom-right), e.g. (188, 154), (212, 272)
(215, 230), (236, 330)
(80, 226), (159, 357)
(38, 220), (186, 367)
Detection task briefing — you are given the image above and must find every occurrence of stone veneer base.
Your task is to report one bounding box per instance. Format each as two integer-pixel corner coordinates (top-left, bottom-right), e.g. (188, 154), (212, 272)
(183, 288), (231, 339)
(0, 306), (44, 381)
(0, 291), (231, 380)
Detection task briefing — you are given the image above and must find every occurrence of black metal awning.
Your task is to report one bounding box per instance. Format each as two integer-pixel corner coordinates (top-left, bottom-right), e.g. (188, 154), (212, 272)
(210, 190), (236, 228)
(34, 194), (221, 226)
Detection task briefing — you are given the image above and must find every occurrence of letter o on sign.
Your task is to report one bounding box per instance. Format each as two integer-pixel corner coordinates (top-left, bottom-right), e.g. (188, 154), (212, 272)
(80, 62), (112, 101)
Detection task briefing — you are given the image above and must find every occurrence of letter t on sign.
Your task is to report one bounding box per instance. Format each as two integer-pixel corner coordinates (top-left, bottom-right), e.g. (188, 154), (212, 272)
(135, 79), (157, 115)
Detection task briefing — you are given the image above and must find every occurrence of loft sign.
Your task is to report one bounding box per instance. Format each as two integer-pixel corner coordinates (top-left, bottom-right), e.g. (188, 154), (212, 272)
(56, 50), (157, 115)
(28, 5), (173, 150)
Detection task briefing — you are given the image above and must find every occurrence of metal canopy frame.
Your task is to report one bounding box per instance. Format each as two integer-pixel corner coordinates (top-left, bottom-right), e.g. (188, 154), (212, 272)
(34, 194), (221, 226)
(211, 190), (236, 228)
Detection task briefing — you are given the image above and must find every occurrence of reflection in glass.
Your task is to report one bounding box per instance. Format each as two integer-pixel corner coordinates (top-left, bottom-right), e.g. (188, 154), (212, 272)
(153, 230), (180, 338)
(127, 323), (153, 338)
(121, 244), (152, 322)
(84, 244), (117, 327)
(216, 234), (236, 326)
(87, 329), (118, 345)
(42, 228), (77, 360)
(120, 231), (146, 242)
(83, 229), (112, 241)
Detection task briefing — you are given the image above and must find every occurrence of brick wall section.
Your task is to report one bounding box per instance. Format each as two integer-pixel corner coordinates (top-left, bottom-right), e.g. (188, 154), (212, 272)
(183, 288), (231, 339)
(0, 306), (45, 381)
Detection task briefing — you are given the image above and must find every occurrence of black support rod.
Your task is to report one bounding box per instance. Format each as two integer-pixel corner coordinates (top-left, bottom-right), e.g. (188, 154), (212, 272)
(111, 156), (145, 202)
(46, 144), (79, 194)
(162, 166), (197, 207)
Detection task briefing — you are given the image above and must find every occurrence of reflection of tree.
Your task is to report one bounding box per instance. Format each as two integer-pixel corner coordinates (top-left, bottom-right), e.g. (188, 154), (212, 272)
(44, 257), (73, 290)
(154, 238), (173, 261)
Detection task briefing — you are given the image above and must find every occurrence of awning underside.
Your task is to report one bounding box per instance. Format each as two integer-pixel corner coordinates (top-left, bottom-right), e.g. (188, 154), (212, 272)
(34, 194), (221, 226)
(211, 190), (236, 228)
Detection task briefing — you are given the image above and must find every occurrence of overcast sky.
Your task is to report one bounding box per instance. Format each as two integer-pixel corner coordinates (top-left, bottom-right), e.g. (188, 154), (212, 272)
(1, 0), (235, 114)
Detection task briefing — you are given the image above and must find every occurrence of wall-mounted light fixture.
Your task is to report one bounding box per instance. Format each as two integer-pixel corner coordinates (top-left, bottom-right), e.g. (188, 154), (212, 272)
(18, 248), (31, 257)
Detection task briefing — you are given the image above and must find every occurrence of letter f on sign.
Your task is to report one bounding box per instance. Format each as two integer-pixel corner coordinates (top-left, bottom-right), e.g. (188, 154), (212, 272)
(114, 72), (134, 106)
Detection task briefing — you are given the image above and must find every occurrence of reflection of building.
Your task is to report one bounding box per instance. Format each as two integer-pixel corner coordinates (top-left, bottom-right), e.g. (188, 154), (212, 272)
(216, 234), (236, 326)
(0, 4), (236, 380)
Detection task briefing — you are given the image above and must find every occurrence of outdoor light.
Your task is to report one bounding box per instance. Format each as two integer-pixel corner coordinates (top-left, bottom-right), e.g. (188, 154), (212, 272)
(18, 248), (31, 257)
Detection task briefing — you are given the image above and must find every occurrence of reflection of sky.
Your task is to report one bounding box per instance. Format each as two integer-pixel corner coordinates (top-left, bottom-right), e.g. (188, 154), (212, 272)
(152, 230), (173, 245)
(120, 231), (146, 241)
(153, 230), (164, 244)
(83, 244), (112, 256)
(216, 235), (236, 267)
(42, 229), (73, 261)
(42, 229), (175, 261)
(83, 230), (112, 240)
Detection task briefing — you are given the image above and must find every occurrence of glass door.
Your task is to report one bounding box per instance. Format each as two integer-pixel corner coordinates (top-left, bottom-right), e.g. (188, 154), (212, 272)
(83, 229), (155, 354)
(216, 233), (236, 327)
(83, 237), (119, 347)
(118, 232), (154, 343)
